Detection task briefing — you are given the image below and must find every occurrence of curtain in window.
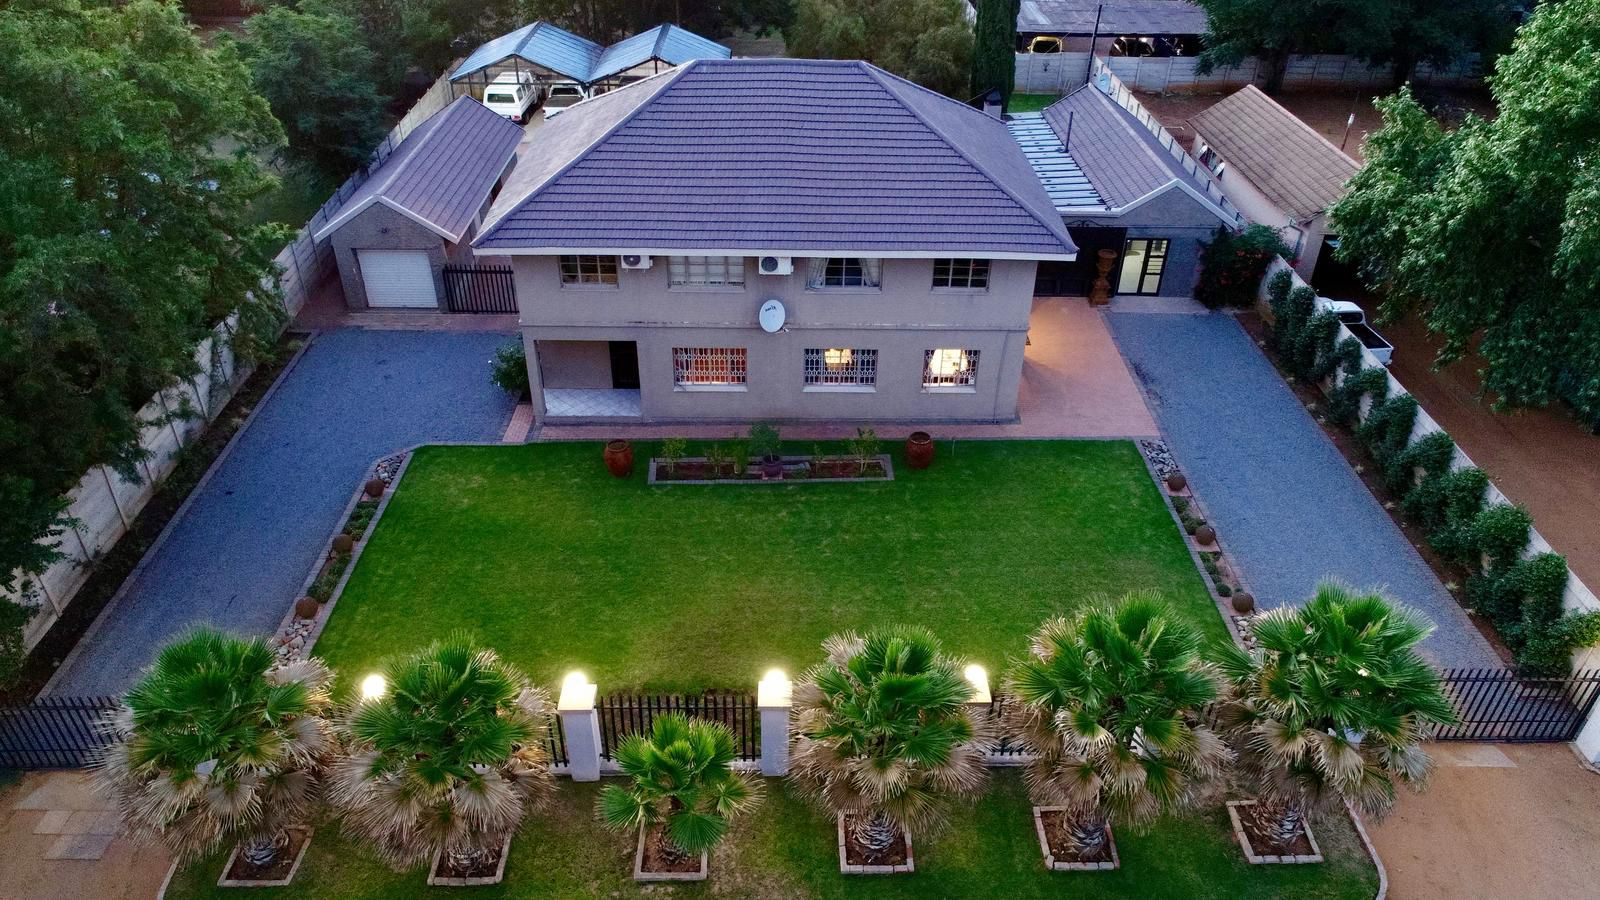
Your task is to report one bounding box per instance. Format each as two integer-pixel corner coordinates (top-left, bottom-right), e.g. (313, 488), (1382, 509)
(806, 258), (882, 288)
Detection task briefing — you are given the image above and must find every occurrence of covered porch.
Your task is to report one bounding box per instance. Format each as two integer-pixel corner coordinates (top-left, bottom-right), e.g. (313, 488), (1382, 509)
(531, 339), (642, 420)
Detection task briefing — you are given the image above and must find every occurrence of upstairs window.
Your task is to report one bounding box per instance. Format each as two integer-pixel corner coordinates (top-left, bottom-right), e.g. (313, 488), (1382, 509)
(668, 256), (746, 287)
(806, 257), (882, 289)
(932, 259), (990, 290)
(559, 255), (618, 286)
(804, 348), (878, 388)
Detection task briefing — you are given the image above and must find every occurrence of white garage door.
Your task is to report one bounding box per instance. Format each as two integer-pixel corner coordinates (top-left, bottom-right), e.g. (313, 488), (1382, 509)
(359, 250), (438, 308)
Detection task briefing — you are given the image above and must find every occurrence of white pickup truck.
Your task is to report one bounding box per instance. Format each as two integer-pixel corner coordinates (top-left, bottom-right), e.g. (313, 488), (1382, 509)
(1316, 297), (1394, 366)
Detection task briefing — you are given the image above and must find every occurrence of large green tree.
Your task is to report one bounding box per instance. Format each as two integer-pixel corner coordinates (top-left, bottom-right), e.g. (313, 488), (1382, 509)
(1331, 0), (1600, 427)
(0, 0), (286, 676)
(786, 0), (974, 98)
(237, 0), (389, 180)
(970, 0), (1019, 108)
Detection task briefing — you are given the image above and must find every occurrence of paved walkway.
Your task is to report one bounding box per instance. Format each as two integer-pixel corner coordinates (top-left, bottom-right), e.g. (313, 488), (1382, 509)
(1107, 311), (1497, 668)
(1, 771), (171, 900)
(47, 329), (517, 696)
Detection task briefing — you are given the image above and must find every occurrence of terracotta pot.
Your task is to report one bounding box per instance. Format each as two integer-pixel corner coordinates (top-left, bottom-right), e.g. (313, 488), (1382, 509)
(363, 478), (386, 499)
(604, 440), (634, 478)
(1165, 471), (1187, 492)
(1232, 592), (1256, 614)
(294, 596), (320, 619)
(1195, 524), (1217, 546)
(905, 431), (934, 469)
(761, 455), (784, 479)
(331, 533), (354, 554)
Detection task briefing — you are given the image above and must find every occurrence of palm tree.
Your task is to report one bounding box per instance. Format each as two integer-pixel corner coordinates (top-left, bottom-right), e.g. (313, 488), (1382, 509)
(328, 636), (554, 871)
(97, 628), (334, 866)
(597, 713), (761, 861)
(1215, 582), (1457, 851)
(789, 626), (991, 860)
(1003, 592), (1230, 857)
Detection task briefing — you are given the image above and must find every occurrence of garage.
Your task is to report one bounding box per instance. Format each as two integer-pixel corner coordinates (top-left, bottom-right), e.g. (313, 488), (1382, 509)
(358, 250), (439, 308)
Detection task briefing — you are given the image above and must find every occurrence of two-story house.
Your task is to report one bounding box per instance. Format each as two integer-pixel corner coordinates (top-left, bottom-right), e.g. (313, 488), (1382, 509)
(473, 58), (1079, 424)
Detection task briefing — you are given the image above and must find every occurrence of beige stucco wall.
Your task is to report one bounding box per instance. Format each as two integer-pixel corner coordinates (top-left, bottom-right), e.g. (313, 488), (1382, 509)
(537, 340), (613, 388)
(1191, 129), (1329, 280)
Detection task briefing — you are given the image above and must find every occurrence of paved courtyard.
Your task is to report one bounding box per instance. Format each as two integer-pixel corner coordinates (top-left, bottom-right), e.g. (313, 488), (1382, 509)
(1108, 310), (1498, 668)
(0, 771), (171, 900)
(47, 329), (517, 696)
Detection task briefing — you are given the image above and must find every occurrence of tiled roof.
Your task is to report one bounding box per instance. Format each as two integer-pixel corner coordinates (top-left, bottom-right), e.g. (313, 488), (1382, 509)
(1008, 114), (1105, 209)
(476, 59), (1077, 258)
(589, 24), (730, 82)
(313, 97), (523, 244)
(1018, 0), (1208, 35)
(1188, 85), (1361, 221)
(450, 21), (603, 84)
(1044, 85), (1211, 207)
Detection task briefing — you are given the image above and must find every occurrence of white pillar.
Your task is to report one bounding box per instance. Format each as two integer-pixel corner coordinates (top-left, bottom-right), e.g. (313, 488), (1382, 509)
(558, 672), (602, 782)
(964, 663), (992, 717)
(757, 669), (793, 777)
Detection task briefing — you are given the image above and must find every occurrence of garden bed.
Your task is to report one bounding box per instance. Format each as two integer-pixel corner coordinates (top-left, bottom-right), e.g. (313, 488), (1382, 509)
(648, 454), (893, 484)
(837, 813), (913, 874)
(1034, 808), (1119, 871)
(217, 828), (313, 887)
(1227, 801), (1324, 865)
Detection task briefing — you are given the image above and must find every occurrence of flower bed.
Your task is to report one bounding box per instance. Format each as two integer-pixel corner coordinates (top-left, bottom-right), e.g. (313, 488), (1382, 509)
(648, 455), (894, 484)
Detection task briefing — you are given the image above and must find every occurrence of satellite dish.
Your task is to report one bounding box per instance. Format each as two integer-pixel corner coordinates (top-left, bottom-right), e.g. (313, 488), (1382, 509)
(758, 298), (786, 334)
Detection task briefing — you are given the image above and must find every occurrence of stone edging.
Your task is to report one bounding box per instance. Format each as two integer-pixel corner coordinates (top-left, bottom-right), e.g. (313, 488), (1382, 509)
(427, 833), (513, 886)
(1032, 807), (1119, 871)
(633, 828), (708, 882)
(217, 827), (315, 887)
(1345, 801), (1389, 900)
(1226, 800), (1323, 864)
(837, 814), (913, 874)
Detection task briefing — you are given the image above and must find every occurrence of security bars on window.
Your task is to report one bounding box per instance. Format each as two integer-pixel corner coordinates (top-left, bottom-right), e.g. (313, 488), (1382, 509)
(804, 348), (877, 386)
(668, 256), (746, 287)
(923, 348), (979, 388)
(932, 258), (990, 289)
(559, 255), (619, 285)
(672, 347), (747, 386)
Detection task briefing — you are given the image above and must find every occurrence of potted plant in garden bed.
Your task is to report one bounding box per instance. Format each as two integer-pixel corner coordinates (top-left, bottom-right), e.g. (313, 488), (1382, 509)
(1004, 593), (1228, 871)
(97, 630), (334, 888)
(790, 627), (991, 874)
(1215, 583), (1455, 864)
(749, 422), (782, 479)
(599, 713), (761, 881)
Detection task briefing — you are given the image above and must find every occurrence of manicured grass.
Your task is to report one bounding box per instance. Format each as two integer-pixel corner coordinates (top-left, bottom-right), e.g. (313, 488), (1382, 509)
(163, 772), (1379, 899)
(314, 440), (1224, 692)
(1009, 92), (1062, 113)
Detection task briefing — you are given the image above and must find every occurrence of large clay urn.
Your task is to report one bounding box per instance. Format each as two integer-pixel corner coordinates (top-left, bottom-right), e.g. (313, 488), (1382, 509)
(604, 440), (634, 478)
(1088, 248), (1119, 306)
(905, 431), (934, 469)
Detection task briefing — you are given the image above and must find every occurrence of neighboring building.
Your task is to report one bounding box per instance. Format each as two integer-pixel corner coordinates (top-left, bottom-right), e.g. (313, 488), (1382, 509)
(448, 21), (730, 100)
(314, 97), (522, 310)
(1015, 0), (1207, 56)
(1187, 85), (1361, 280)
(474, 58), (1078, 424)
(1009, 83), (1237, 299)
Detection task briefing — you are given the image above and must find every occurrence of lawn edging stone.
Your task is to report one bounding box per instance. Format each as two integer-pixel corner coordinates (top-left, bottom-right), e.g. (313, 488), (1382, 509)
(426, 833), (513, 887)
(836, 813), (914, 875)
(1032, 807), (1120, 871)
(633, 827), (708, 882)
(216, 827), (315, 888)
(1226, 800), (1324, 865)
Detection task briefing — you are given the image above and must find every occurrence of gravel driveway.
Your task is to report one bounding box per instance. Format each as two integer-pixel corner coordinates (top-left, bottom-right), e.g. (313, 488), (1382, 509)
(1108, 312), (1499, 669)
(47, 329), (517, 696)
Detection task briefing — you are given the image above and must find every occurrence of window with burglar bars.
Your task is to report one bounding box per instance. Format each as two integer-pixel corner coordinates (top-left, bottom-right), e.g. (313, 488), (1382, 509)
(559, 255), (618, 286)
(672, 347), (747, 387)
(804, 348), (877, 387)
(932, 258), (990, 290)
(806, 257), (882, 289)
(668, 256), (746, 287)
(923, 348), (979, 388)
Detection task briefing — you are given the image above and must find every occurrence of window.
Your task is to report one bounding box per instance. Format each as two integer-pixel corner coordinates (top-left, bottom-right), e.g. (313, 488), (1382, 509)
(805, 257), (882, 289)
(559, 255), (618, 286)
(1117, 239), (1169, 296)
(672, 347), (746, 388)
(932, 258), (990, 290)
(668, 256), (746, 288)
(804, 348), (877, 388)
(485, 92), (516, 104)
(923, 348), (979, 389)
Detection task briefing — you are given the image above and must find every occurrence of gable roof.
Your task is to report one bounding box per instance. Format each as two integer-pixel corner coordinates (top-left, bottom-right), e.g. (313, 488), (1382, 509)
(313, 97), (523, 244)
(590, 24), (731, 82)
(475, 58), (1077, 259)
(1188, 85), (1361, 222)
(1018, 0), (1208, 35)
(450, 21), (603, 84)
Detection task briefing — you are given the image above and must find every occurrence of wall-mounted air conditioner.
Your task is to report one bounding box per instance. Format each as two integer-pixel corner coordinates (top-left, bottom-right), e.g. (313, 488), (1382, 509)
(758, 255), (793, 276)
(620, 254), (653, 270)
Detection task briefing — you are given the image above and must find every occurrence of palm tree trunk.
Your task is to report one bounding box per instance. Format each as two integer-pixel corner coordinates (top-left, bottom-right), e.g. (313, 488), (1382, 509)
(1065, 809), (1108, 856)
(1254, 796), (1307, 852)
(446, 842), (491, 873)
(241, 830), (288, 868)
(850, 811), (901, 860)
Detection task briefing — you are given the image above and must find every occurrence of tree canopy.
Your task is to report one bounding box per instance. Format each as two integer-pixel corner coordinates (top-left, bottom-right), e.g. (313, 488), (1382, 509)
(786, 0), (974, 98)
(0, 0), (286, 674)
(1331, 0), (1600, 427)
(970, 0), (1019, 108)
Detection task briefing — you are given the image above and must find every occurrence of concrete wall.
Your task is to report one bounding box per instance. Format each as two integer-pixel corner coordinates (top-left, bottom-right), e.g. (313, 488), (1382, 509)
(1016, 51), (1482, 95)
(329, 204), (448, 309)
(513, 255), (1037, 422)
(537, 340), (614, 388)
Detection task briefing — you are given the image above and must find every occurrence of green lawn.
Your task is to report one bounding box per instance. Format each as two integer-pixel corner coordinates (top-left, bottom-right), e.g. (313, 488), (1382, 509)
(164, 772), (1377, 900)
(1009, 93), (1062, 113)
(314, 440), (1224, 692)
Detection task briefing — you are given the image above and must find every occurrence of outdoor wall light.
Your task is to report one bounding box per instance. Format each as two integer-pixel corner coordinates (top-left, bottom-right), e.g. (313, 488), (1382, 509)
(964, 664), (992, 705)
(559, 670), (596, 711)
(758, 668), (792, 707)
(360, 673), (387, 702)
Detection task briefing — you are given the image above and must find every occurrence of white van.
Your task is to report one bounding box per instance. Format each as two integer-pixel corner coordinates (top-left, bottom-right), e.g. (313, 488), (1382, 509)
(482, 71), (540, 123)
(542, 82), (588, 119)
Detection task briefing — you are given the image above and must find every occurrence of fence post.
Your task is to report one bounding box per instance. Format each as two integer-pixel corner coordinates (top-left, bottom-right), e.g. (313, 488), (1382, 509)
(558, 671), (602, 782)
(757, 669), (792, 777)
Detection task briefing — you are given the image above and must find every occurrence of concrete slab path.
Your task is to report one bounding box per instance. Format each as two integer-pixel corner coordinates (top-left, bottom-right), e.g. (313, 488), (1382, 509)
(1107, 311), (1498, 668)
(47, 329), (517, 697)
(1, 771), (171, 900)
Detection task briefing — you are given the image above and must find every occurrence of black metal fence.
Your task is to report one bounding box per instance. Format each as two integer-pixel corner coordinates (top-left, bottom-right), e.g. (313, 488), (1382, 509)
(598, 693), (760, 761)
(441, 264), (517, 314)
(1432, 668), (1600, 742)
(0, 696), (118, 769)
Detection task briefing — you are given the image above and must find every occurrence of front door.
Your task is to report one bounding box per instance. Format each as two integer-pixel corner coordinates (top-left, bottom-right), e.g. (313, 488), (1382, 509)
(1039, 226), (1128, 296)
(608, 341), (640, 389)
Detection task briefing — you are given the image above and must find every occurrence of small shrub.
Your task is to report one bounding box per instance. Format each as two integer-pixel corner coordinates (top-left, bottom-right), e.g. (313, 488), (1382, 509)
(1389, 431), (1456, 499)
(811, 443), (826, 473)
(660, 437), (687, 476)
(848, 427), (879, 475)
(1195, 224), (1293, 309)
(1328, 366), (1390, 427)
(1520, 611), (1600, 676)
(730, 443), (748, 477)
(1216, 582), (1233, 597)
(748, 422), (780, 459)
(1471, 503), (1533, 573)
(1428, 467), (1490, 565)
(489, 340), (529, 398)
(1356, 394), (1419, 473)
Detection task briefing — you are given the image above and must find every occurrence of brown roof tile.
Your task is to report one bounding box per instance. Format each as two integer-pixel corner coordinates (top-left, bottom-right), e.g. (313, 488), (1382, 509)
(1188, 85), (1360, 222)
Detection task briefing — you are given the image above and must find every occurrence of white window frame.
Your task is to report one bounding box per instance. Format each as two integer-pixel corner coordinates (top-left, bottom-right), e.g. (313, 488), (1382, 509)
(559, 255), (619, 287)
(672, 347), (747, 391)
(803, 348), (877, 392)
(668, 256), (746, 290)
(932, 258), (990, 291)
(805, 257), (882, 290)
(923, 348), (979, 392)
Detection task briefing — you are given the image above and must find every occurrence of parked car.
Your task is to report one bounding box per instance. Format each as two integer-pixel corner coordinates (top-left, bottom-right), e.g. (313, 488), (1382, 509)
(542, 82), (588, 119)
(1317, 297), (1394, 365)
(483, 71), (540, 123)
(1025, 36), (1063, 54)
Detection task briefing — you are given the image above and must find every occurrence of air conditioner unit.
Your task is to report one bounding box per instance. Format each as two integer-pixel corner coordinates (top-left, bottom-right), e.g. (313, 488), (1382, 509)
(620, 254), (653, 270)
(758, 255), (793, 276)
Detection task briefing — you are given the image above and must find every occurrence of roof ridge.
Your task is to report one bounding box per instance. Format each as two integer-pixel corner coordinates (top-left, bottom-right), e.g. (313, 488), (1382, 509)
(861, 63), (1074, 254)
(653, 24), (670, 58)
(1198, 85), (1360, 168)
